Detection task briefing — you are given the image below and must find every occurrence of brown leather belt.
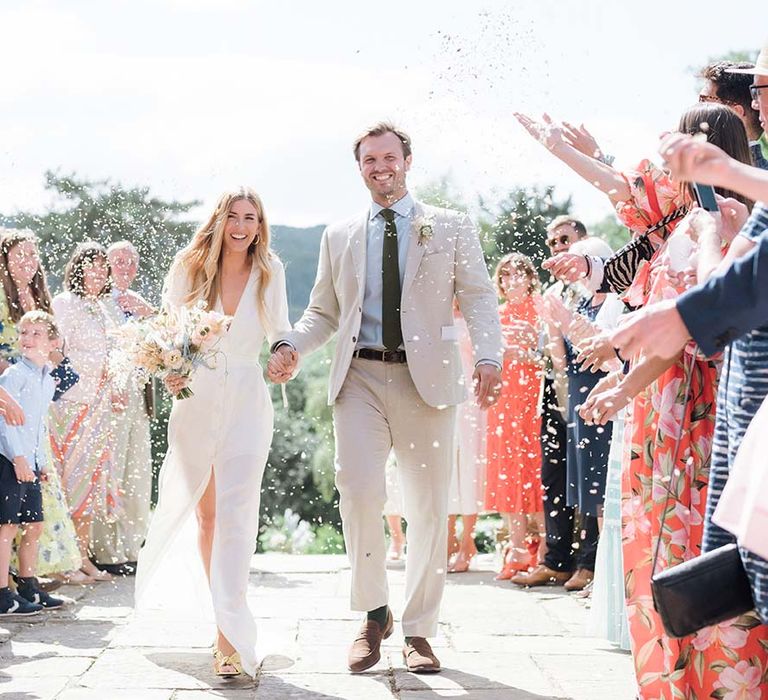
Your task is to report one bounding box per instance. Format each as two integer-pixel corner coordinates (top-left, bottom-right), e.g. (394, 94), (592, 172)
(353, 348), (407, 363)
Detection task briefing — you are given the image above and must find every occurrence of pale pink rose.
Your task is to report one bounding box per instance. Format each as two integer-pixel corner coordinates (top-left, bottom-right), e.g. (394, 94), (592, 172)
(714, 659), (762, 699)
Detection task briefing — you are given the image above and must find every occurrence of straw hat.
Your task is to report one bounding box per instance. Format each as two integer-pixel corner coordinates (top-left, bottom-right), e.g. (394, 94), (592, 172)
(727, 44), (768, 77)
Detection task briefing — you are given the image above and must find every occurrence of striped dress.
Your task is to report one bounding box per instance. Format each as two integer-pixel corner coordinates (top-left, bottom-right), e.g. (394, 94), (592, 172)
(703, 202), (768, 622)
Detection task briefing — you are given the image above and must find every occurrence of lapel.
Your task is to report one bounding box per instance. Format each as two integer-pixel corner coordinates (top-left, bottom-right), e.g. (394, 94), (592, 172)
(347, 210), (368, 293)
(402, 200), (427, 296)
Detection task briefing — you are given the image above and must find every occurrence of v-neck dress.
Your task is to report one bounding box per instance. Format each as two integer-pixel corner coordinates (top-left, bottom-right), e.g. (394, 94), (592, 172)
(135, 256), (291, 676)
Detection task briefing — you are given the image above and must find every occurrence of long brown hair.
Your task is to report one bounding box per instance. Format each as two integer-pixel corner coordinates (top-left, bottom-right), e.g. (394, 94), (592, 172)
(0, 228), (53, 323)
(678, 103), (754, 209)
(494, 253), (539, 298)
(166, 187), (277, 332)
(63, 241), (112, 297)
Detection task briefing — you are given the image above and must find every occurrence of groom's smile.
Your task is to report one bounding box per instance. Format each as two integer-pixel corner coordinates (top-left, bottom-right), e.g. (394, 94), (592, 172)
(357, 131), (411, 206)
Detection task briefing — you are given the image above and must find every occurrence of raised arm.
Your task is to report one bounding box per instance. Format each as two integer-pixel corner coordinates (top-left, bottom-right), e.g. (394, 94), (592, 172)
(514, 112), (631, 204)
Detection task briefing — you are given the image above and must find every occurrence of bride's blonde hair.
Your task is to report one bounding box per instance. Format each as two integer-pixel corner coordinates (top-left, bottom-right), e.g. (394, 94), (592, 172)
(169, 187), (276, 330)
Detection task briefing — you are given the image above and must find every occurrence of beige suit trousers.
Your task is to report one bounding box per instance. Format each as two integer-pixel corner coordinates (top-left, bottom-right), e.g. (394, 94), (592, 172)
(92, 383), (152, 564)
(334, 358), (456, 637)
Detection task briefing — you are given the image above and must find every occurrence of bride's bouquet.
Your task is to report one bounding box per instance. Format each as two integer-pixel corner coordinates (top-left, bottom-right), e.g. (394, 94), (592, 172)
(110, 302), (231, 399)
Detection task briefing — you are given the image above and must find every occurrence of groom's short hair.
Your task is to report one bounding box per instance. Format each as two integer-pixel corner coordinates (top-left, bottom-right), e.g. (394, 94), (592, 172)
(353, 122), (412, 162)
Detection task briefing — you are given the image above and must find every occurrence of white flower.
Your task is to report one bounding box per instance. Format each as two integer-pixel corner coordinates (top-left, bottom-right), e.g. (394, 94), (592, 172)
(413, 216), (436, 246)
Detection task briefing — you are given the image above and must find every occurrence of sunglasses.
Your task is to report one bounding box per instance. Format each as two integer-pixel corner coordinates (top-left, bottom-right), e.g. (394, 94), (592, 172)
(750, 84), (768, 100)
(546, 234), (571, 248)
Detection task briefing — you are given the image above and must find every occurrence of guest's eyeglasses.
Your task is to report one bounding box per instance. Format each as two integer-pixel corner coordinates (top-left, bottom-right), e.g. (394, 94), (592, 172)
(545, 234), (571, 248)
(750, 84), (768, 99)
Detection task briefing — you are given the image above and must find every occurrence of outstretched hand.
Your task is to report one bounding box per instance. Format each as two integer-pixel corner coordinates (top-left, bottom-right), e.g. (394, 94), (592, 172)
(514, 112), (566, 152)
(0, 388), (24, 426)
(562, 121), (605, 161)
(576, 332), (617, 373)
(268, 345), (299, 384)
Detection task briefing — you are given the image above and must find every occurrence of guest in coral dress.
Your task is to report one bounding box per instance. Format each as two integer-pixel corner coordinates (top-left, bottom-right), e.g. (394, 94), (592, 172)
(484, 253), (544, 579)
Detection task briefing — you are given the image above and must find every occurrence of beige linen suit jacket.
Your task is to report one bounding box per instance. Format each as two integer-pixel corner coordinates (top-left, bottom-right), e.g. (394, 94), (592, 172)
(284, 200), (503, 407)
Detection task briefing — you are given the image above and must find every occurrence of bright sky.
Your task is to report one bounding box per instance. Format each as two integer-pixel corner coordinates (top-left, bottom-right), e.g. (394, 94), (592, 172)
(0, 1), (764, 229)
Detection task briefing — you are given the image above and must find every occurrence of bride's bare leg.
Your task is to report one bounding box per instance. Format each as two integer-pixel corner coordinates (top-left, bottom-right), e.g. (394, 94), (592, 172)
(196, 469), (236, 657)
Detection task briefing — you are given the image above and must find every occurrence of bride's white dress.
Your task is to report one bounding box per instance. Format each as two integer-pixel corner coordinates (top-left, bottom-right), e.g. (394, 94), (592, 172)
(135, 256), (291, 676)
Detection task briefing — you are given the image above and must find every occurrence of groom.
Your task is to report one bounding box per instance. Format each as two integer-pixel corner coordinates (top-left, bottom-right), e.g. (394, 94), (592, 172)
(268, 122), (502, 674)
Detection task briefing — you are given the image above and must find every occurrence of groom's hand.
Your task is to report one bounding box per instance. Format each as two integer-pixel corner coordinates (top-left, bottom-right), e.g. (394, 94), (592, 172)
(268, 345), (298, 383)
(473, 363), (502, 409)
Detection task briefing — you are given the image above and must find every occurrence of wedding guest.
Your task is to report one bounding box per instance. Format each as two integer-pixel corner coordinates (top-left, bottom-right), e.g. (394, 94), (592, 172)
(0, 311), (67, 616)
(520, 103), (768, 697)
(511, 218), (598, 589)
(51, 242), (120, 583)
(539, 237), (624, 593)
(484, 253), (544, 580)
(447, 302), (486, 574)
(698, 60), (767, 169)
(91, 241), (154, 575)
(0, 229), (85, 585)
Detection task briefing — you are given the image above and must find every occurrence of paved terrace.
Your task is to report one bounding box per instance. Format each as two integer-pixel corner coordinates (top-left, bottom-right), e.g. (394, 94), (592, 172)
(0, 554), (636, 699)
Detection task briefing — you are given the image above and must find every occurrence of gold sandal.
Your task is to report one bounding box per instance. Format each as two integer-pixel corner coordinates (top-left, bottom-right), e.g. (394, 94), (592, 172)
(213, 648), (242, 677)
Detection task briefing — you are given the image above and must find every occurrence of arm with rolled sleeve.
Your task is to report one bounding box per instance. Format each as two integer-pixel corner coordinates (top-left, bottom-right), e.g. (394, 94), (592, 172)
(677, 232), (768, 356)
(453, 214), (503, 367)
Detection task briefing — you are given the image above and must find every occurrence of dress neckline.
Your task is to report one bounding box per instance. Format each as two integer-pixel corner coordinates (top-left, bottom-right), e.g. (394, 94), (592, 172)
(215, 263), (256, 321)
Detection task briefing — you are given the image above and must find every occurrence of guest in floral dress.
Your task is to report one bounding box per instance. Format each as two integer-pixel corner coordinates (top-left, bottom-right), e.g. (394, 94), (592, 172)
(50, 242), (120, 582)
(0, 229), (84, 582)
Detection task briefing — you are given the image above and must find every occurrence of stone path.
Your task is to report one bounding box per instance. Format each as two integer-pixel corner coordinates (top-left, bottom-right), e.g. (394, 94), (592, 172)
(0, 554), (637, 699)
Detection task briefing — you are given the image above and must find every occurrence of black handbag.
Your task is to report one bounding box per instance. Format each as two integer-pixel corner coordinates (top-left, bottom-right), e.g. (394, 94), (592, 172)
(650, 351), (755, 638)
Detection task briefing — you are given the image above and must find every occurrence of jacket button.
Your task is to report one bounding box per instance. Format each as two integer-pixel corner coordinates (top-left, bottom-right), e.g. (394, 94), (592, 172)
(352, 336), (357, 342)
(358, 307), (362, 312)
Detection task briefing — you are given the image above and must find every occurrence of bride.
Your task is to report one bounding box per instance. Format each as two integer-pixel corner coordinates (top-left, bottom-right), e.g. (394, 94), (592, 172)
(135, 187), (291, 678)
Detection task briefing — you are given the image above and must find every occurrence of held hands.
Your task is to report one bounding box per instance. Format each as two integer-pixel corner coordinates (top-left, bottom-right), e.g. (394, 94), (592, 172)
(267, 345), (299, 384)
(13, 456), (36, 483)
(0, 388), (24, 426)
(473, 363), (502, 410)
(542, 253), (589, 284)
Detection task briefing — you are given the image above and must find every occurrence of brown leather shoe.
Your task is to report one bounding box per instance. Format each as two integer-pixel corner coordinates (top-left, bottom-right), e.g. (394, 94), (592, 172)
(564, 568), (594, 591)
(403, 637), (441, 673)
(510, 564), (572, 587)
(348, 609), (394, 673)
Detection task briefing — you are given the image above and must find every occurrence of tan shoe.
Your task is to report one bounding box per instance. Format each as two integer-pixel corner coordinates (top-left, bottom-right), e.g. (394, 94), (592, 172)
(564, 568), (594, 592)
(403, 637), (441, 673)
(510, 564), (572, 587)
(348, 608), (393, 673)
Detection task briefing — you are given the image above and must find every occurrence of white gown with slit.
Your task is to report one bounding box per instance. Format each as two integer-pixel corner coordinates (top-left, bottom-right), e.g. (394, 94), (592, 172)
(135, 256), (291, 676)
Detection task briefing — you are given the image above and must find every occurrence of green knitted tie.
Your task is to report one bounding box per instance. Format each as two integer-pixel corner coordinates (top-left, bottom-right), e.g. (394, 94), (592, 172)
(380, 208), (403, 352)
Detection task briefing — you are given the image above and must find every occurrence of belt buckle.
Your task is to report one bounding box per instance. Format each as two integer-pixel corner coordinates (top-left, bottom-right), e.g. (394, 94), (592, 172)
(382, 349), (394, 362)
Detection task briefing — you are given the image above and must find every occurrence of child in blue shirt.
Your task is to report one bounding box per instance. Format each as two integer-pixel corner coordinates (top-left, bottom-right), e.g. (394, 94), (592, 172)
(0, 311), (66, 615)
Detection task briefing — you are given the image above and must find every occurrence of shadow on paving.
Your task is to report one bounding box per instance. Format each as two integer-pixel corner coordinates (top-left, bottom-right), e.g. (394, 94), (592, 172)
(252, 572), (317, 590)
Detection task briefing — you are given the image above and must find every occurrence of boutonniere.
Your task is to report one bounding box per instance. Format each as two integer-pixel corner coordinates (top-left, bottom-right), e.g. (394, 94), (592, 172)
(414, 216), (435, 247)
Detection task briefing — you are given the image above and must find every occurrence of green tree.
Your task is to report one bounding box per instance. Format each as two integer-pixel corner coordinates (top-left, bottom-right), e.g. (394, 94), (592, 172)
(1, 170), (199, 304)
(478, 186), (572, 277)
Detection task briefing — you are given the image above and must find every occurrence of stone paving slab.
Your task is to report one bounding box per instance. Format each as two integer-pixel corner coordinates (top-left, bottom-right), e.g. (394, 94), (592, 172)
(0, 553), (638, 698)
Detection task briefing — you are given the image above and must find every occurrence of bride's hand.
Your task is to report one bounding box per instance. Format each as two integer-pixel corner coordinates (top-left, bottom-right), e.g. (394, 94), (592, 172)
(163, 373), (189, 396)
